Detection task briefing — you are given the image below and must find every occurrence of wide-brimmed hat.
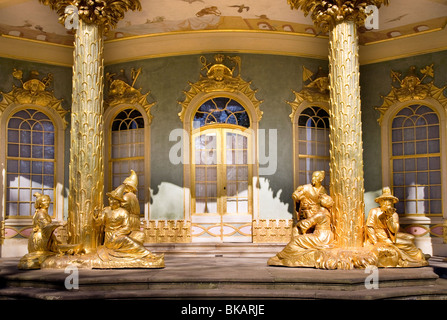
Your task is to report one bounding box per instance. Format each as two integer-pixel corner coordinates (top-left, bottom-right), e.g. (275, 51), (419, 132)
(375, 187), (399, 204)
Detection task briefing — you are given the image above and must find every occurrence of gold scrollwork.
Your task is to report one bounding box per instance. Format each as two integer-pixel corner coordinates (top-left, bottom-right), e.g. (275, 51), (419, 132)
(105, 68), (156, 123)
(178, 54), (263, 122)
(0, 69), (68, 128)
(287, 66), (329, 121)
(376, 64), (447, 124)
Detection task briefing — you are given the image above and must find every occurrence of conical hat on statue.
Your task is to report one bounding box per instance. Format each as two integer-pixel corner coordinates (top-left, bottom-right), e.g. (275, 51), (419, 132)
(106, 184), (125, 202)
(375, 187), (399, 204)
(123, 170), (138, 191)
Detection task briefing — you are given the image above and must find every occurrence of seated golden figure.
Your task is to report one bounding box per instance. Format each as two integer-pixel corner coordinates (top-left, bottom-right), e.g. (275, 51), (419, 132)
(93, 185), (164, 268)
(365, 187), (428, 267)
(18, 193), (63, 269)
(268, 171), (335, 267)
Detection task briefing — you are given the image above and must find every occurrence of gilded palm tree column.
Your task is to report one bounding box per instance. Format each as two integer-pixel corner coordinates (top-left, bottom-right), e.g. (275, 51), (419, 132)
(67, 19), (104, 252)
(328, 20), (364, 248)
(288, 1), (389, 249)
(39, 0), (142, 253)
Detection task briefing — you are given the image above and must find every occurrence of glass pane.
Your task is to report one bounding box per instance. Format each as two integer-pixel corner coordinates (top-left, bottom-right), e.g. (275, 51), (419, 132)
(227, 183), (237, 196)
(227, 199), (237, 213)
(238, 200), (248, 213)
(7, 160), (18, 173)
(206, 199), (217, 213)
(195, 200), (205, 213)
(227, 166), (237, 181)
(195, 167), (206, 181)
(238, 182), (248, 197)
(7, 144), (19, 157)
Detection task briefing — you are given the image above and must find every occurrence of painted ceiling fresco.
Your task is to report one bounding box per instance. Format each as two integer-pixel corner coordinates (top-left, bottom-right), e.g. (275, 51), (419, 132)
(0, 0), (446, 46)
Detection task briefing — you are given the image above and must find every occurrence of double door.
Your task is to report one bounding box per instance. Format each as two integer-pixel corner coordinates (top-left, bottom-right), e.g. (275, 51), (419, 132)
(191, 127), (252, 242)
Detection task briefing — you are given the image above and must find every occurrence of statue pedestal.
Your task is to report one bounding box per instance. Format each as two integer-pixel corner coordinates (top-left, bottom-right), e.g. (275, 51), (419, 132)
(40, 251), (165, 269)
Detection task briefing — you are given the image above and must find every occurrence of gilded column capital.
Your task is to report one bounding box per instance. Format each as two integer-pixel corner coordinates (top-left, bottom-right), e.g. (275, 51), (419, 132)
(287, 0), (389, 31)
(39, 0), (141, 31)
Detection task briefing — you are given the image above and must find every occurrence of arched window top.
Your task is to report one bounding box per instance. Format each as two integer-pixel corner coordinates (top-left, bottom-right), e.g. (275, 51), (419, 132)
(8, 109), (54, 132)
(391, 104), (440, 157)
(112, 108), (144, 131)
(193, 97), (250, 129)
(392, 104), (439, 128)
(298, 106), (329, 128)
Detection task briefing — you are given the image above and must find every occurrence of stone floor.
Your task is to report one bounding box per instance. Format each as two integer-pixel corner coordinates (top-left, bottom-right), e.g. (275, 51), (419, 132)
(1, 255), (447, 301)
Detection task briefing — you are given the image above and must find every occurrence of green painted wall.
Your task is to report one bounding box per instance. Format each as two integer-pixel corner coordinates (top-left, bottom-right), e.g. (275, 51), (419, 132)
(0, 57), (72, 219)
(3, 48), (445, 223)
(105, 53), (329, 220)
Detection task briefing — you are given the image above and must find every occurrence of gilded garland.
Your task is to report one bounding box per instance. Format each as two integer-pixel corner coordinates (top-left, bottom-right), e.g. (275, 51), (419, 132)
(288, 0), (389, 31)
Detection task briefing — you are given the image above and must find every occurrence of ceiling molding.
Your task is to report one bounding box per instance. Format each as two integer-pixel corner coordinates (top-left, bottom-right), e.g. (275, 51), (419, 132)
(0, 27), (446, 67)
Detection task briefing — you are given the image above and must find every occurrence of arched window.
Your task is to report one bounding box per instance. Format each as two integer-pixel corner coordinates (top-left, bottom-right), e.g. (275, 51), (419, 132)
(110, 108), (145, 216)
(5, 109), (55, 218)
(296, 106), (330, 189)
(390, 104), (441, 216)
(193, 97), (250, 129)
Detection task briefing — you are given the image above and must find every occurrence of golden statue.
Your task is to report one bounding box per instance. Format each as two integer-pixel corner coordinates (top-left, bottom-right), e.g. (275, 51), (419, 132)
(365, 187), (428, 268)
(40, 170), (164, 269)
(268, 171), (336, 267)
(91, 172), (164, 268)
(18, 193), (63, 269)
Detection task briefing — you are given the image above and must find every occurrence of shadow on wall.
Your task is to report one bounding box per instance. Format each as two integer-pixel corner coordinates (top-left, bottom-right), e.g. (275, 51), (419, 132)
(258, 177), (293, 220)
(150, 182), (184, 220)
(149, 178), (294, 221)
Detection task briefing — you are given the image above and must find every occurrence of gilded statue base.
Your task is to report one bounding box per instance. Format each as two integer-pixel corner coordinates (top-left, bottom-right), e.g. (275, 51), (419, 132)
(268, 175), (429, 270)
(40, 251), (165, 269)
(267, 245), (428, 270)
(18, 251), (58, 270)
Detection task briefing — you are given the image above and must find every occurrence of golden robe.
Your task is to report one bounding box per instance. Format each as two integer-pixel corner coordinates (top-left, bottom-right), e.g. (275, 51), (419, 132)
(97, 206), (151, 261)
(365, 207), (427, 267)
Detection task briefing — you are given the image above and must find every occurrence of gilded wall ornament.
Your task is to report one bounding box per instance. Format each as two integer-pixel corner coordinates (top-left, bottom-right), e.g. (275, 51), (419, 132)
(376, 64), (447, 124)
(178, 54), (263, 122)
(287, 66), (329, 121)
(105, 68), (156, 123)
(287, 0), (389, 32)
(0, 69), (68, 127)
(39, 0), (141, 31)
